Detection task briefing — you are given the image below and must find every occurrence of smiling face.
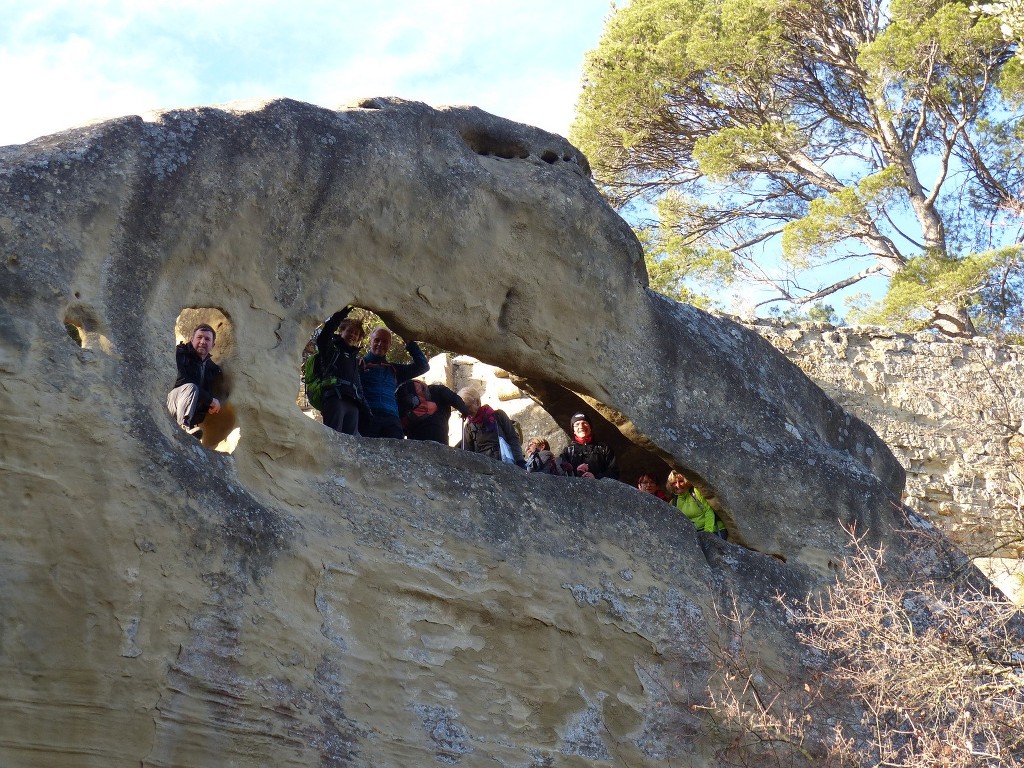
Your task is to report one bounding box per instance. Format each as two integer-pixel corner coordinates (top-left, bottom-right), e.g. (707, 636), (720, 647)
(190, 328), (215, 359)
(368, 328), (392, 357)
(572, 418), (592, 441)
(638, 475), (659, 494)
(669, 473), (692, 494)
(338, 320), (364, 347)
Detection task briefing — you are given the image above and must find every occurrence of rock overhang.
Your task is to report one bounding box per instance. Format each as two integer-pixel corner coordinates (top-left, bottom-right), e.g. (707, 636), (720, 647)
(0, 95), (906, 576)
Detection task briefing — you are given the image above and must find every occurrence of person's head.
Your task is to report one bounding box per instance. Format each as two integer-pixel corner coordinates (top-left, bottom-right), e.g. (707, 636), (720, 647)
(412, 379), (429, 399)
(337, 318), (364, 347)
(637, 473), (660, 494)
(368, 328), (392, 357)
(526, 437), (550, 455)
(570, 413), (592, 441)
(458, 387), (482, 416)
(667, 470), (693, 495)
(190, 324), (216, 359)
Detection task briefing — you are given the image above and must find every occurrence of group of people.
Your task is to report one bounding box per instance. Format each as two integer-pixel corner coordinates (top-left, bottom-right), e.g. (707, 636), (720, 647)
(637, 469), (727, 539)
(166, 313), (726, 538)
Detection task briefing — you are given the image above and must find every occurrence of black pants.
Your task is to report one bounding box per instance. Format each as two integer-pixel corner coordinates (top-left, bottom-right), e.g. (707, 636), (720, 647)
(321, 393), (361, 435)
(361, 412), (404, 439)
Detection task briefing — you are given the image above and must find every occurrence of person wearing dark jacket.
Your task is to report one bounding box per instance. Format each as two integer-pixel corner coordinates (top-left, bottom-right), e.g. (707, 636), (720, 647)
(399, 379), (470, 444)
(559, 412), (619, 480)
(458, 387), (526, 467)
(359, 327), (429, 438)
(166, 323), (222, 437)
(316, 307), (369, 436)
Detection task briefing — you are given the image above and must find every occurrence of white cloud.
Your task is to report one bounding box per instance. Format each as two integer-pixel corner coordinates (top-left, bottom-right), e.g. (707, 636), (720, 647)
(0, 0), (610, 144)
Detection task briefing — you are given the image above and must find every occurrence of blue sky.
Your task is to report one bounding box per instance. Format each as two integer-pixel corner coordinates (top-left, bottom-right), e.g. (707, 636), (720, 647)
(0, 1), (613, 146)
(0, 0), (893, 315)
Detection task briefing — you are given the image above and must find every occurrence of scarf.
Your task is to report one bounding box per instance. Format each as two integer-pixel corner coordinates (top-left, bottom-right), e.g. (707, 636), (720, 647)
(469, 403), (498, 432)
(573, 434), (592, 445)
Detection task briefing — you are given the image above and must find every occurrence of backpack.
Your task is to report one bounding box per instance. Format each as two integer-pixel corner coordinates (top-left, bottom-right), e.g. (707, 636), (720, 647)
(302, 346), (340, 411)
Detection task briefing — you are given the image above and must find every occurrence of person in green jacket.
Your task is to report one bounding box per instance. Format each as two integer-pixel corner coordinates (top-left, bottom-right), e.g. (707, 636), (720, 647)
(667, 470), (727, 539)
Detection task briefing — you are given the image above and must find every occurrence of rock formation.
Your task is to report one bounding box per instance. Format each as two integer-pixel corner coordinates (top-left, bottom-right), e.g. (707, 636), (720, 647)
(748, 320), (1024, 559)
(0, 98), (985, 766)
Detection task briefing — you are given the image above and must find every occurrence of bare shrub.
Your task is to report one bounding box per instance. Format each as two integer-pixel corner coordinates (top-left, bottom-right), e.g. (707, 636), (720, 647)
(697, 594), (850, 767)
(795, 532), (1024, 766)
(704, 530), (1024, 766)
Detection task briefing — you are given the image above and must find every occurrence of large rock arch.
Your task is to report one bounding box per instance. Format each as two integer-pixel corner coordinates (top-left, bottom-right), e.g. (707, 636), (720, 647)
(3, 96), (903, 567)
(0, 97), (956, 766)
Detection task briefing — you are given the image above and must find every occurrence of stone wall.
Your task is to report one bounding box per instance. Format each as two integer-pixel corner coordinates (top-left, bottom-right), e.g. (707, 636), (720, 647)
(747, 320), (1024, 557)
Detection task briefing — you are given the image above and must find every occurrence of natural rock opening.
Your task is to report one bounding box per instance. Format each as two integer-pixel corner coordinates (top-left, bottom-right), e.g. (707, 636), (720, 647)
(297, 305), (729, 536)
(460, 127), (531, 160)
(173, 307), (238, 453)
(64, 320), (84, 346)
(63, 303), (111, 353)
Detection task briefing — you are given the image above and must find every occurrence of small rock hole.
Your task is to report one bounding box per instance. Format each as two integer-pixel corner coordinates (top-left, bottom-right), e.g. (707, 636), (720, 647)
(461, 129), (530, 161)
(541, 150), (559, 164)
(65, 321), (84, 347)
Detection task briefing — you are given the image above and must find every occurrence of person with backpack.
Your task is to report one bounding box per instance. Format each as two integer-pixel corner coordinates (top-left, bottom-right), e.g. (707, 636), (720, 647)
(458, 387), (526, 468)
(359, 327), (429, 438)
(167, 323), (223, 439)
(559, 412), (619, 480)
(313, 306), (369, 436)
(524, 438), (564, 475)
(667, 469), (727, 539)
(398, 379), (471, 444)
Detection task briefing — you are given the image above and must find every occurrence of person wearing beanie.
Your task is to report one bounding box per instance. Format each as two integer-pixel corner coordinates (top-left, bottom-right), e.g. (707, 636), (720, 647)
(559, 412), (619, 480)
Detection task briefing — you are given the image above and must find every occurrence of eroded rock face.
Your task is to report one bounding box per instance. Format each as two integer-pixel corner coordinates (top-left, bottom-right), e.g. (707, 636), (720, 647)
(0, 98), (947, 766)
(747, 320), (1024, 557)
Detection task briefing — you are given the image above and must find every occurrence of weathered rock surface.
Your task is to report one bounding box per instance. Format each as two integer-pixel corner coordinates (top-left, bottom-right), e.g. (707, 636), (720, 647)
(748, 320), (1024, 558)
(0, 98), (972, 766)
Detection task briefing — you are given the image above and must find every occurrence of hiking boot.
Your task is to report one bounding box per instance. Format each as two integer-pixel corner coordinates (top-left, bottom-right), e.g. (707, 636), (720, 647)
(184, 424), (204, 440)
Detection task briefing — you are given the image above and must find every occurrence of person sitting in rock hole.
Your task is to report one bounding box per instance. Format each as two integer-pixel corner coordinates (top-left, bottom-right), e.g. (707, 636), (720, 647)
(166, 323), (222, 439)
(637, 472), (669, 501)
(667, 469), (727, 539)
(358, 327), (429, 438)
(559, 413), (619, 480)
(316, 306), (371, 436)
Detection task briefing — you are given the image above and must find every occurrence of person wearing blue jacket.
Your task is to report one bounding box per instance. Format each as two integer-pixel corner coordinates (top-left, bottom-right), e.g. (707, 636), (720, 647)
(358, 327), (429, 438)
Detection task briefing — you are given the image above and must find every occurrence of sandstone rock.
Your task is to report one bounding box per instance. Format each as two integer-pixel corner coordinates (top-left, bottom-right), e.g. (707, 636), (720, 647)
(0, 98), (973, 766)
(747, 319), (1024, 558)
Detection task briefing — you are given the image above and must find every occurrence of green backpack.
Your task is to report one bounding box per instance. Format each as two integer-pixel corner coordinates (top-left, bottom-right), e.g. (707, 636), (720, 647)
(301, 345), (339, 411)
